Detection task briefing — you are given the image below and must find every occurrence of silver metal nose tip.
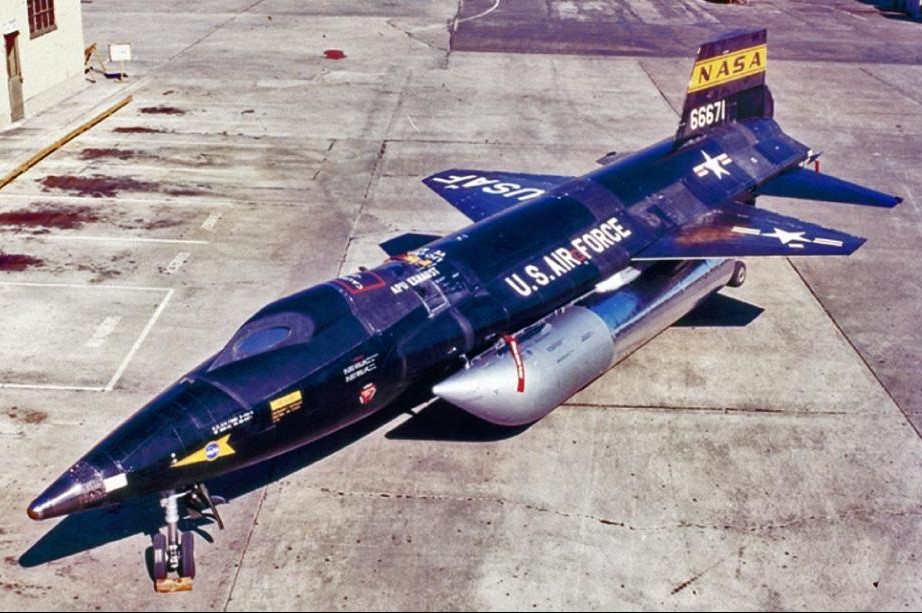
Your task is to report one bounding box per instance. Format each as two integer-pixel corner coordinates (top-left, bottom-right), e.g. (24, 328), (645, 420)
(27, 461), (113, 520)
(28, 471), (84, 520)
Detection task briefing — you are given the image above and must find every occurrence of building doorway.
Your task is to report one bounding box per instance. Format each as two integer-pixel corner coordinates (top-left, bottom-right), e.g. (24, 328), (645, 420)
(5, 32), (23, 122)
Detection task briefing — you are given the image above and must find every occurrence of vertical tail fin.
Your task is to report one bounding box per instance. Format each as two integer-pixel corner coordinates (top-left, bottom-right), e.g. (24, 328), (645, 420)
(676, 29), (773, 144)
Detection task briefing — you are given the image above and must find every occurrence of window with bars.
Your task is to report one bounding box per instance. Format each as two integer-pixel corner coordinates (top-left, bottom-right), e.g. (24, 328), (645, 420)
(27, 0), (56, 39)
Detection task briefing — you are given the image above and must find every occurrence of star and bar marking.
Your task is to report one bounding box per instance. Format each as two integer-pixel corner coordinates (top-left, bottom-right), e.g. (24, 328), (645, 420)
(731, 225), (844, 249)
(694, 151), (733, 180)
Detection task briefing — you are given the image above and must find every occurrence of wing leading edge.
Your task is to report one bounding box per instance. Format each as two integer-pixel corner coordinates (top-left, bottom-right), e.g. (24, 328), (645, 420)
(633, 202), (864, 260)
(756, 167), (902, 208)
(423, 169), (573, 222)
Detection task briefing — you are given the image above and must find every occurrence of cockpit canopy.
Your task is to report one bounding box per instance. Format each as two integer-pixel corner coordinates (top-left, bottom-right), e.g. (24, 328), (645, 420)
(209, 312), (313, 370)
(208, 284), (351, 371)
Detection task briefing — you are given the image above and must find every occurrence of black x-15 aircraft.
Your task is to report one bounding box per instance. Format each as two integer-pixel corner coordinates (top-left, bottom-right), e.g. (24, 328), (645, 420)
(28, 30), (900, 590)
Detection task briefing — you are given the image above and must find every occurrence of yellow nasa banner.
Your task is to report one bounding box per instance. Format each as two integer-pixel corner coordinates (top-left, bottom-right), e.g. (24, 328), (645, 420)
(687, 44), (767, 94)
(171, 434), (235, 468)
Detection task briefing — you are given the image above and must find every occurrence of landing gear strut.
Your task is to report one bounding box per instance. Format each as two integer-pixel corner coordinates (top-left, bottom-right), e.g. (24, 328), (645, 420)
(151, 485), (224, 593)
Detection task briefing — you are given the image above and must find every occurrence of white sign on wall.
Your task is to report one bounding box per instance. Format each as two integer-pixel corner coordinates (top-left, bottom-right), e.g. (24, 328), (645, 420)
(1, 18), (18, 35)
(108, 43), (132, 63)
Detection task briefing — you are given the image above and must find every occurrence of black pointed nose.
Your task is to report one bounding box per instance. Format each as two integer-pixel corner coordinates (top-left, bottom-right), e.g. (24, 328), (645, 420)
(28, 462), (111, 520)
(28, 472), (83, 520)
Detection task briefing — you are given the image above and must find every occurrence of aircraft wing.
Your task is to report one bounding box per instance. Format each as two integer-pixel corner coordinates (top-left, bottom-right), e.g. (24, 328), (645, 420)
(633, 202), (865, 260)
(756, 168), (902, 208)
(423, 169), (572, 222)
(379, 232), (441, 257)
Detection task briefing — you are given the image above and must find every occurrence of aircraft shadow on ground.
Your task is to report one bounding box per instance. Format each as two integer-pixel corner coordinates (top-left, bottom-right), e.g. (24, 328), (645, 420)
(855, 0), (921, 21)
(18, 379), (522, 568)
(674, 292), (763, 327)
(20, 293), (757, 567)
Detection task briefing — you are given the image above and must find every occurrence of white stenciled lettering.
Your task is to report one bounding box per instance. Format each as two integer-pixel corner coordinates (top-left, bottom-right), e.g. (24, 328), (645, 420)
(554, 248), (581, 270)
(544, 254), (567, 277)
(505, 273), (532, 297)
(689, 100), (727, 131)
(503, 216), (635, 300)
(407, 267), (439, 286)
(581, 232), (605, 254)
(431, 174), (477, 188)
(571, 237), (593, 261)
(390, 267), (440, 295)
(525, 265), (550, 286)
(482, 182), (521, 195)
(590, 228), (615, 249)
(432, 174), (547, 202)
(463, 177), (499, 188)
(390, 281), (409, 295)
(604, 217), (632, 239)
(504, 188), (545, 201)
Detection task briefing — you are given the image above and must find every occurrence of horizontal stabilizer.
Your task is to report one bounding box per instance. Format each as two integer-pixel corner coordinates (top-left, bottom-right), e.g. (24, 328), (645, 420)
(379, 233), (441, 257)
(423, 169), (572, 222)
(756, 168), (902, 208)
(634, 202), (864, 260)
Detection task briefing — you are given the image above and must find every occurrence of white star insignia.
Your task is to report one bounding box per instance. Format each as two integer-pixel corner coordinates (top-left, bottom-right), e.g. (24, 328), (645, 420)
(761, 227), (809, 245)
(693, 151), (733, 180)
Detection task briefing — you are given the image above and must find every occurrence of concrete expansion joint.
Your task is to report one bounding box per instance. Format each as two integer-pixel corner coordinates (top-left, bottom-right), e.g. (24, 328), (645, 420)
(561, 402), (848, 416)
(384, 19), (450, 54)
(336, 140), (387, 276)
(785, 260), (922, 443)
(317, 486), (638, 530)
(315, 487), (922, 537)
(679, 506), (922, 534)
(309, 140), (337, 183)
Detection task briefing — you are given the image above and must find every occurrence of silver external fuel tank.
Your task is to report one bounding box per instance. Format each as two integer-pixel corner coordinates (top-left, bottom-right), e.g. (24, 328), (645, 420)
(433, 259), (737, 426)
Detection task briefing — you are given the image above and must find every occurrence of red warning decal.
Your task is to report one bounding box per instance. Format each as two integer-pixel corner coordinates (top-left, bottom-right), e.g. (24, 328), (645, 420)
(332, 271), (386, 295)
(359, 382), (377, 405)
(503, 334), (525, 393)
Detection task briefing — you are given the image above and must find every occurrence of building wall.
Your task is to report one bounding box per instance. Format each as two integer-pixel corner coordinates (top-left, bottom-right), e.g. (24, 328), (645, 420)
(0, 0), (85, 128)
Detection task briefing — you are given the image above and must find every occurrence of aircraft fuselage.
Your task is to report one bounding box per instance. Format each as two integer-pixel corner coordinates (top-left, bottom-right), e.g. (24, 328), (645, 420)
(27, 117), (809, 519)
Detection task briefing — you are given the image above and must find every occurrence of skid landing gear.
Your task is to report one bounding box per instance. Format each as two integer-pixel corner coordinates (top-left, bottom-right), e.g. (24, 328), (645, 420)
(151, 485), (224, 593)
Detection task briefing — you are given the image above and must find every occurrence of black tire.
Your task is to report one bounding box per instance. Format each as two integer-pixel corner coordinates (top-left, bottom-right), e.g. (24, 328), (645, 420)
(152, 532), (168, 582)
(728, 261), (747, 288)
(180, 532), (195, 579)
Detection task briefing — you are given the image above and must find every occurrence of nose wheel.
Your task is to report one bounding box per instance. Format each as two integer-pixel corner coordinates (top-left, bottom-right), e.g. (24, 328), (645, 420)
(151, 491), (193, 592)
(151, 485), (220, 593)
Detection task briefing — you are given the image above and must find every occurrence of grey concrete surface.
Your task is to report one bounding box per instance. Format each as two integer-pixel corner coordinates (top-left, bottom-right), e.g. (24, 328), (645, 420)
(454, 0), (922, 63)
(0, 0), (920, 610)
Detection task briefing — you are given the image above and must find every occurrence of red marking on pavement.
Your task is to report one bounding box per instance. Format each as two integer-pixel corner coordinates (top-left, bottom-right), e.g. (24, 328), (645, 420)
(0, 253), (44, 272)
(138, 106), (186, 115)
(40, 175), (209, 199)
(0, 205), (101, 230)
(78, 148), (137, 161)
(324, 49), (346, 60)
(113, 126), (165, 134)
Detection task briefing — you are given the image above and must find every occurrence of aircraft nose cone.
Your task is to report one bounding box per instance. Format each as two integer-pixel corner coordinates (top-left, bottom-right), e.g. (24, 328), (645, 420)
(27, 462), (107, 520)
(28, 473), (82, 520)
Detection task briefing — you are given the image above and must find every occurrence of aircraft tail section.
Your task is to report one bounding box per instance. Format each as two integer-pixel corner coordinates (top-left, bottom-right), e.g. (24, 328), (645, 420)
(676, 29), (772, 144)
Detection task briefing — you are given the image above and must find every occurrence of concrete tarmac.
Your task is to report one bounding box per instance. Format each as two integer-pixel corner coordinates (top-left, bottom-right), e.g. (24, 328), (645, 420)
(0, 0), (920, 610)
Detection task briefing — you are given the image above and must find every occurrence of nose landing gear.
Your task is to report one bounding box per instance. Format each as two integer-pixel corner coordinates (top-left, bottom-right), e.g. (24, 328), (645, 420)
(151, 484), (224, 593)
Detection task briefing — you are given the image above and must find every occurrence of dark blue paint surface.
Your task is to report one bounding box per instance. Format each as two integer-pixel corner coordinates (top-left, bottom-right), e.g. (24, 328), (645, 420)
(28, 29), (902, 524)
